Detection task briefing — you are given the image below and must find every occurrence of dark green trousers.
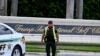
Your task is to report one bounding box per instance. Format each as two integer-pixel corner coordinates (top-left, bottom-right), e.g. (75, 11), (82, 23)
(45, 41), (56, 56)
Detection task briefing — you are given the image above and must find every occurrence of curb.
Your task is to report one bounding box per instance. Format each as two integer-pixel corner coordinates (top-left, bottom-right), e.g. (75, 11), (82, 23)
(26, 50), (100, 56)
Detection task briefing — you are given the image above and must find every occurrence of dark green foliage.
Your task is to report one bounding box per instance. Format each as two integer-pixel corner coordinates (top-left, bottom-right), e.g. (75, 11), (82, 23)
(7, 0), (11, 16)
(18, 0), (66, 18)
(83, 0), (100, 20)
(7, 0), (100, 19)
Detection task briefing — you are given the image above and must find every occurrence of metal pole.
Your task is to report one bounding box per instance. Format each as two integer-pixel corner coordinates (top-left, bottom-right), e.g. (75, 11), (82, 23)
(76, 0), (83, 19)
(66, 0), (75, 19)
(11, 0), (18, 16)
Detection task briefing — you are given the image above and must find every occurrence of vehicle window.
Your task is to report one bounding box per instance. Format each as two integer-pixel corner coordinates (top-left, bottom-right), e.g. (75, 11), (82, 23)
(0, 25), (13, 35)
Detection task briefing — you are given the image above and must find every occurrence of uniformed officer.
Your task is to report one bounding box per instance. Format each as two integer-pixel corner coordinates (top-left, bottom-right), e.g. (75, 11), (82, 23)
(41, 20), (59, 56)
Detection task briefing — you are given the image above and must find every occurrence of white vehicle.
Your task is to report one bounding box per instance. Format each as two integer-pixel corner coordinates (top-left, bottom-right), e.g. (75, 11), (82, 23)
(0, 23), (25, 56)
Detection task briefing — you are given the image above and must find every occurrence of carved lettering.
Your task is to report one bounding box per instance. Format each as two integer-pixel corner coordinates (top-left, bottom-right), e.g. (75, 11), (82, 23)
(37, 26), (44, 32)
(75, 27), (91, 35)
(92, 27), (100, 34)
(7, 23), (99, 35)
(57, 27), (75, 33)
(15, 24), (34, 33)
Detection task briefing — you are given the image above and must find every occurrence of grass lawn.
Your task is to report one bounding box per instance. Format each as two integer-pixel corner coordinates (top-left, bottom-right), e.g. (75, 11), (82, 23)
(26, 41), (100, 52)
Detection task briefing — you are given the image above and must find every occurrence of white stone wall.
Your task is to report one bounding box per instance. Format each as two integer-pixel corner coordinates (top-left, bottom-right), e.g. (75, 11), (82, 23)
(0, 16), (100, 43)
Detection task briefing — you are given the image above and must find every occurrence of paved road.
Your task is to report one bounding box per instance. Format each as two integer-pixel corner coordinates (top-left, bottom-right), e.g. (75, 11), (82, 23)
(26, 51), (100, 56)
